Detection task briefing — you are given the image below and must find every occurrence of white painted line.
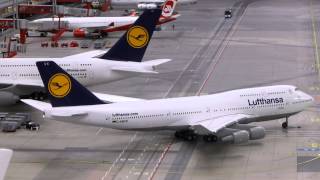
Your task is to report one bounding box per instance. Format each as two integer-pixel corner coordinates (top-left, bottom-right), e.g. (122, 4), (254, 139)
(95, 128), (103, 135)
(101, 133), (137, 180)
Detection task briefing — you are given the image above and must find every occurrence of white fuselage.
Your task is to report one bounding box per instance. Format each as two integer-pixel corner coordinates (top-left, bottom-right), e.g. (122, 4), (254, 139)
(32, 16), (138, 31)
(45, 85), (313, 131)
(111, 0), (197, 6)
(0, 58), (151, 95)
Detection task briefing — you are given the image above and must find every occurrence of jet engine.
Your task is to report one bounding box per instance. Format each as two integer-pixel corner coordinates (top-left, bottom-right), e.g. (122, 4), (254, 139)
(73, 28), (89, 38)
(217, 128), (249, 144)
(0, 92), (19, 106)
(137, 3), (157, 9)
(229, 124), (265, 140)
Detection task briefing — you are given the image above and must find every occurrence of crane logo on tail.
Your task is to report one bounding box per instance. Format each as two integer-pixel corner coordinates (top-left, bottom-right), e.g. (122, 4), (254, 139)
(48, 73), (71, 98)
(127, 26), (149, 48)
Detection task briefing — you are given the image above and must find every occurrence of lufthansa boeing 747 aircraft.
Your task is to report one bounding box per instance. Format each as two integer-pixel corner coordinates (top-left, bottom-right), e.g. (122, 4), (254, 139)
(22, 61), (314, 144)
(0, 9), (169, 106)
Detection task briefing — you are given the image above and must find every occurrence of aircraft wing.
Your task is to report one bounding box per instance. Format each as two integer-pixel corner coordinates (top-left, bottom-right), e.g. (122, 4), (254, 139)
(0, 149), (12, 180)
(191, 114), (251, 133)
(63, 50), (107, 59)
(93, 92), (144, 103)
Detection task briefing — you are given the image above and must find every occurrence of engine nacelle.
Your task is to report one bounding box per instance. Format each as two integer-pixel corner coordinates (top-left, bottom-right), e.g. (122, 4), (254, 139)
(137, 3), (157, 9)
(0, 92), (19, 106)
(230, 124), (265, 140)
(73, 28), (89, 38)
(218, 128), (249, 144)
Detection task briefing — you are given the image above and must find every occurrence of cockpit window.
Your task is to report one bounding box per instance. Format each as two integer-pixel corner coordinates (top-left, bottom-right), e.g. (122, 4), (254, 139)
(289, 89), (293, 94)
(294, 87), (299, 91)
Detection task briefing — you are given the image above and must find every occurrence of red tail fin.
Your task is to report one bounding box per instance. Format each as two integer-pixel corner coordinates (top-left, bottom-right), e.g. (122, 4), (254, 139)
(160, 0), (177, 19)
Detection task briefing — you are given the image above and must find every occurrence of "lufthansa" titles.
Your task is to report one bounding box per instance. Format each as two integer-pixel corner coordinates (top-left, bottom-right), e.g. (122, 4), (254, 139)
(248, 98), (284, 106)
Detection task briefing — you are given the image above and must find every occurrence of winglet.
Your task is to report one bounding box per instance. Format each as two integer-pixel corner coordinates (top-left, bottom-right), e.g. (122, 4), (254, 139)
(99, 9), (162, 62)
(0, 149), (12, 180)
(36, 61), (105, 107)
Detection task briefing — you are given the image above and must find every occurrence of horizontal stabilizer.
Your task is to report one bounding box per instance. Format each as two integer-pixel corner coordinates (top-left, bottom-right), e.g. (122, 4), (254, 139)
(141, 59), (171, 66)
(93, 92), (144, 103)
(63, 50), (107, 59)
(111, 66), (158, 74)
(21, 99), (51, 112)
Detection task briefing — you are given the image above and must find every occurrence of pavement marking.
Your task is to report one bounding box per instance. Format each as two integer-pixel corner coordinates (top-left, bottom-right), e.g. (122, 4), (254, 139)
(100, 132), (137, 180)
(297, 154), (320, 166)
(197, 3), (248, 95)
(310, 0), (320, 76)
(148, 139), (174, 180)
(95, 128), (103, 135)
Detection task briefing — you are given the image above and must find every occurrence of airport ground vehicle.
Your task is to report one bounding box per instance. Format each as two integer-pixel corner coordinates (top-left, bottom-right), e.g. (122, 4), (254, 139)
(69, 41), (79, 47)
(26, 122), (40, 131)
(0, 113), (38, 132)
(225, 9), (232, 18)
(94, 40), (106, 49)
(61, 42), (68, 48)
(80, 40), (91, 48)
(2, 121), (18, 132)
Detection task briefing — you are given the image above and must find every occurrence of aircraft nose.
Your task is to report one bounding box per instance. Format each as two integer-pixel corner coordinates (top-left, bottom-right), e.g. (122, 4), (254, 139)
(302, 92), (314, 105)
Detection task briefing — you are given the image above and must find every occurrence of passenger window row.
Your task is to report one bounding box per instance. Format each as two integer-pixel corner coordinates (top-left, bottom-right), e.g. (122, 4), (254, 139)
(113, 114), (165, 120)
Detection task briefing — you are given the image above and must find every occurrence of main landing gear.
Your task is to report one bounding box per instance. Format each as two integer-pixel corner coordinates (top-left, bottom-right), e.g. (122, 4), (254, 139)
(282, 116), (288, 129)
(174, 130), (219, 142)
(202, 134), (218, 142)
(30, 92), (47, 101)
(174, 130), (197, 141)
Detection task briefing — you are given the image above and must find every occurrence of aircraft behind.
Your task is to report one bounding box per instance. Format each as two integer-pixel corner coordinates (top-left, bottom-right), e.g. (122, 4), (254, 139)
(111, 0), (197, 9)
(22, 61), (314, 144)
(0, 9), (170, 106)
(30, 0), (179, 38)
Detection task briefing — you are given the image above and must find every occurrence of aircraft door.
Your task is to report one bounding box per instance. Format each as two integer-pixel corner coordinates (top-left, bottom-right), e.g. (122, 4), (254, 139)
(11, 72), (17, 80)
(105, 113), (111, 125)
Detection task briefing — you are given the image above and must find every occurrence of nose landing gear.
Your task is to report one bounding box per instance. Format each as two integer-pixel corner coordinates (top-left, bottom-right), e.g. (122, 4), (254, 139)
(282, 116), (288, 129)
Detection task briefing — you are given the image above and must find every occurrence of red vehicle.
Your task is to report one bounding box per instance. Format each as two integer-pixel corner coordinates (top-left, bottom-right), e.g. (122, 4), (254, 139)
(69, 41), (79, 47)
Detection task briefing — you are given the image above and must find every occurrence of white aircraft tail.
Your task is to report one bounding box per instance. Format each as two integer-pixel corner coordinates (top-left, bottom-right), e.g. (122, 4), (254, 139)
(0, 149), (12, 180)
(160, 0), (177, 18)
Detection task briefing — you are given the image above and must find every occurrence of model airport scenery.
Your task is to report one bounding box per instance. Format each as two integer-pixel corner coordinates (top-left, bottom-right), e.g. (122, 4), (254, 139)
(0, 0), (319, 179)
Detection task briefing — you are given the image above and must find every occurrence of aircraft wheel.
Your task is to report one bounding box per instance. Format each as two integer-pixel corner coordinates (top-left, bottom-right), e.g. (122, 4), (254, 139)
(203, 135), (218, 142)
(174, 131), (182, 138)
(184, 133), (197, 141)
(282, 122), (288, 129)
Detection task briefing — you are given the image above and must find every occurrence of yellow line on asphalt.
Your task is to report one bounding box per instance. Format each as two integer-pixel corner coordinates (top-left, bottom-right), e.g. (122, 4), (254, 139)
(310, 0), (320, 76)
(297, 154), (320, 166)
